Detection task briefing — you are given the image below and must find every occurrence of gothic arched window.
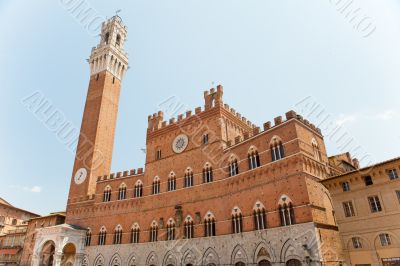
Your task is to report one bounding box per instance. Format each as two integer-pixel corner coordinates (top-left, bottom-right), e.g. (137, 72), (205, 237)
(184, 216), (194, 239)
(150, 221), (158, 242)
(166, 218), (176, 241)
(184, 168), (194, 188)
(270, 137), (285, 162)
(152, 176), (160, 195)
(229, 157), (239, 177)
(279, 196), (295, 226)
(203, 163), (213, 183)
(118, 183), (126, 200)
(253, 201), (267, 230)
(113, 225), (123, 244)
(116, 34), (121, 46)
(103, 186), (111, 202)
(98, 227), (107, 245)
(204, 212), (216, 237)
(130, 223), (140, 244)
(248, 147), (261, 170)
(231, 207), (243, 234)
(85, 229), (92, 246)
(134, 180), (143, 198)
(168, 172), (176, 192)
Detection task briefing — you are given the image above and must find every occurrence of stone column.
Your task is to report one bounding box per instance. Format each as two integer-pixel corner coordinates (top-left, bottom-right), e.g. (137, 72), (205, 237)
(53, 252), (62, 266)
(31, 254), (40, 266)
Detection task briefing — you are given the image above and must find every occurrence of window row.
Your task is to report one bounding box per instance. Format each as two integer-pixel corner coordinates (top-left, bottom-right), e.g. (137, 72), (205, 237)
(351, 233), (394, 249)
(85, 201), (295, 246)
(103, 146), (287, 202)
(342, 191), (400, 217)
(341, 168), (399, 192)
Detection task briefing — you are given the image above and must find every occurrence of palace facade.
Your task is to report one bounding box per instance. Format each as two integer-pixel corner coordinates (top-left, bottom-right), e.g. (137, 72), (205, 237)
(29, 16), (350, 266)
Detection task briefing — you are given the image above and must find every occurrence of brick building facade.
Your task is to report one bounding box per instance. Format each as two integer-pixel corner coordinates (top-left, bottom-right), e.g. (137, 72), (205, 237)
(30, 16), (348, 266)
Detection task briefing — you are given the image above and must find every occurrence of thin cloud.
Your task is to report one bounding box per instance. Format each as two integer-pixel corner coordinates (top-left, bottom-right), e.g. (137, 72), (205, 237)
(9, 185), (42, 193)
(335, 110), (398, 126)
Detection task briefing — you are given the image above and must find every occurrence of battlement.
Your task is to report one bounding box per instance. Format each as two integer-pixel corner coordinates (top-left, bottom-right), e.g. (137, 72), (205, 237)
(225, 110), (322, 148)
(222, 103), (256, 129)
(204, 85), (224, 110)
(97, 168), (144, 182)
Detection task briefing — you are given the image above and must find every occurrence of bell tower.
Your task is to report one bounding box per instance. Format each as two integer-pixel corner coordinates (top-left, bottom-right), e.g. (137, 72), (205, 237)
(67, 16), (128, 204)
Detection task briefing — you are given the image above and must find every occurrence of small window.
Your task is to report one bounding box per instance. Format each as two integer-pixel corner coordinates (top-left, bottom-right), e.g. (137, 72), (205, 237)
(112, 77), (115, 84)
(341, 182), (350, 192)
(96, 74), (99, 80)
(116, 34), (121, 46)
(396, 191), (400, 204)
(379, 233), (392, 246)
(352, 237), (362, 249)
(363, 176), (373, 186)
(368, 196), (382, 213)
(202, 134), (209, 145)
(343, 201), (355, 217)
(11, 219), (17, 226)
(156, 149), (162, 160)
(388, 169), (399, 180)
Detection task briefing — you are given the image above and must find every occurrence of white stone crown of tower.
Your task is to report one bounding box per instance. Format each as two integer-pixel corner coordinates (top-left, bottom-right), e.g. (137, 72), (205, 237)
(89, 15), (128, 80)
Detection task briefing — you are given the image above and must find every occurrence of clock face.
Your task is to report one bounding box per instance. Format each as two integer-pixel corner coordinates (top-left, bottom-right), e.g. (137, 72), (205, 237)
(74, 168), (87, 185)
(172, 134), (189, 153)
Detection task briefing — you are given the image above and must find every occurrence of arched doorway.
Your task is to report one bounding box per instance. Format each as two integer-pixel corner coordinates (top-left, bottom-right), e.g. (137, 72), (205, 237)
(206, 264), (216, 266)
(61, 243), (76, 266)
(286, 259), (302, 266)
(39, 240), (55, 266)
(235, 263), (246, 266)
(258, 260), (272, 266)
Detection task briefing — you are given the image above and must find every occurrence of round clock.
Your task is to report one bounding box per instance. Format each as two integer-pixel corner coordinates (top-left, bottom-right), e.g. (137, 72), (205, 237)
(74, 168), (87, 185)
(172, 134), (189, 153)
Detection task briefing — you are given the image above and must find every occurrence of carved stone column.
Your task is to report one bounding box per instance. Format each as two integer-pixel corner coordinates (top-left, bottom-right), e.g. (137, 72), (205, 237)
(53, 252), (62, 266)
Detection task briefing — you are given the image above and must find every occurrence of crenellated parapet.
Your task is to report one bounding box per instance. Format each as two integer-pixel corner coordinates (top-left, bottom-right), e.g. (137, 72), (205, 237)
(204, 85), (224, 110)
(222, 103), (257, 129)
(148, 111), (164, 131)
(97, 168), (144, 182)
(225, 110), (322, 148)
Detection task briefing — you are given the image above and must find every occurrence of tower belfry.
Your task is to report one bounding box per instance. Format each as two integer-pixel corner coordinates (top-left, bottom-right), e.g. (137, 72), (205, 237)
(67, 16), (129, 204)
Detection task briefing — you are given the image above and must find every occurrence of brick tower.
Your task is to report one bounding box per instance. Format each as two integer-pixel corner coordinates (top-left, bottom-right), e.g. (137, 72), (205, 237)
(67, 16), (128, 205)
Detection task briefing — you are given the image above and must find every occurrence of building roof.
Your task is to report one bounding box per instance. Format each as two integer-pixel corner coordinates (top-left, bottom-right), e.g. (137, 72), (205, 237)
(0, 197), (12, 207)
(322, 156), (400, 182)
(0, 198), (40, 217)
(29, 212), (65, 221)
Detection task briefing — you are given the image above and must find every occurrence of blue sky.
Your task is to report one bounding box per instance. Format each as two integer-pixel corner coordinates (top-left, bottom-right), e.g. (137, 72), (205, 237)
(0, 0), (399, 215)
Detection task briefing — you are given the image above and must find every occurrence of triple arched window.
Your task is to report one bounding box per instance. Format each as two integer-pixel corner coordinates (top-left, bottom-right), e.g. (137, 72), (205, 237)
(248, 148), (261, 170)
(168, 172), (176, 192)
(184, 216), (194, 239)
(279, 196), (295, 226)
(152, 176), (161, 195)
(118, 183), (126, 200)
(134, 180), (143, 198)
(253, 202), (267, 230)
(270, 137), (285, 161)
(166, 219), (176, 241)
(229, 158), (239, 177)
(231, 207), (243, 234)
(203, 164), (213, 183)
(98, 227), (107, 245)
(184, 168), (194, 188)
(85, 229), (92, 246)
(130, 223), (140, 244)
(113, 225), (123, 244)
(204, 212), (216, 237)
(150, 221), (158, 242)
(103, 186), (111, 202)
